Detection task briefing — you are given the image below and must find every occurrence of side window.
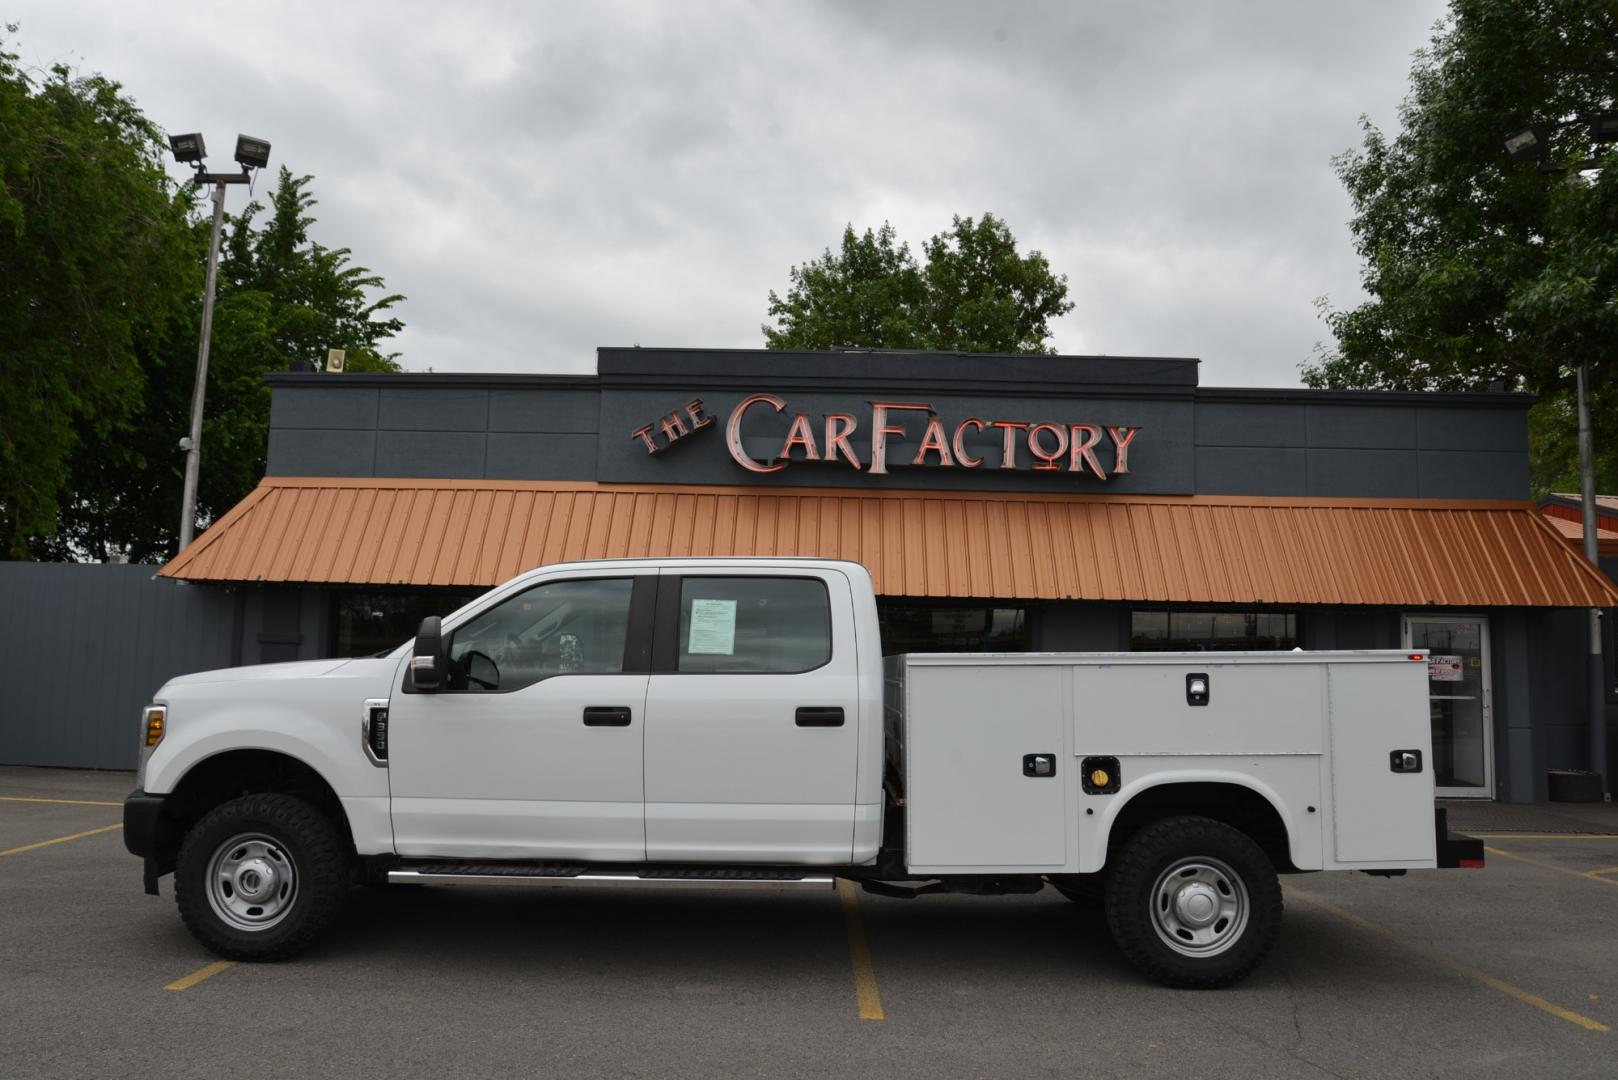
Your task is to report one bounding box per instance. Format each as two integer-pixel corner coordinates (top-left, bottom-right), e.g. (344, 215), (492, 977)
(677, 576), (831, 674)
(447, 578), (633, 693)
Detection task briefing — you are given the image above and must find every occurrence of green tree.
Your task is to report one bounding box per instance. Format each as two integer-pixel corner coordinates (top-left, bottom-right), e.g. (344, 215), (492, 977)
(29, 167), (405, 562)
(193, 168), (404, 533)
(1306, 0), (1618, 494)
(765, 213), (1073, 354)
(0, 29), (197, 557)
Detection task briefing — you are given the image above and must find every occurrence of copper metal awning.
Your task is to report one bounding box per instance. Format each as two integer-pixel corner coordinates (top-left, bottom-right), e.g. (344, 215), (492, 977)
(1539, 500), (1618, 557)
(159, 477), (1618, 607)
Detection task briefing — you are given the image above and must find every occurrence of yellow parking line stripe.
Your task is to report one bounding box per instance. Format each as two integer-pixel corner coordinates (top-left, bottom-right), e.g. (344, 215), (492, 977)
(1466, 834), (1618, 840)
(165, 961), (235, 992)
(837, 879), (885, 1021)
(1585, 866), (1618, 878)
(0, 796), (123, 807)
(1483, 846), (1618, 888)
(1284, 885), (1608, 1033)
(0, 823), (122, 858)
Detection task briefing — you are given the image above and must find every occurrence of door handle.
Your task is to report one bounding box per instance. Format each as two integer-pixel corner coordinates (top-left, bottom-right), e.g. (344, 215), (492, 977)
(795, 706), (844, 728)
(582, 706), (632, 727)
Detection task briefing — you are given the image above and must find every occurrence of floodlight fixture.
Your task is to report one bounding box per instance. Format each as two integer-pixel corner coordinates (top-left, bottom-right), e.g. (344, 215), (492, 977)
(234, 134), (272, 171)
(168, 132), (207, 164)
(1503, 125), (1547, 162)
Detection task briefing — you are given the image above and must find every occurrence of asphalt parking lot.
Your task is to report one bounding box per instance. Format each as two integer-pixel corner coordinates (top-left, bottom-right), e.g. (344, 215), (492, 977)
(5, 765), (1618, 1079)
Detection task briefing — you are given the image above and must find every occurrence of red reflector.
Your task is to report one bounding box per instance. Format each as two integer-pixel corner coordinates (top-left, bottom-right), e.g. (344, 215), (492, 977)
(1408, 653), (1425, 661)
(1459, 858), (1485, 868)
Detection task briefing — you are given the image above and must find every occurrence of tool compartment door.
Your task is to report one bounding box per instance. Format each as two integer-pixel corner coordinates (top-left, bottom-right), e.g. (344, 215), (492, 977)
(1327, 660), (1437, 865)
(904, 662), (1068, 872)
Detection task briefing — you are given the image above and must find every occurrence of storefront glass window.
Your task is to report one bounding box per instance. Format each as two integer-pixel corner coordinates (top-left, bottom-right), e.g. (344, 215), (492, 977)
(879, 602), (1028, 655)
(333, 590), (484, 657)
(1130, 610), (1297, 652)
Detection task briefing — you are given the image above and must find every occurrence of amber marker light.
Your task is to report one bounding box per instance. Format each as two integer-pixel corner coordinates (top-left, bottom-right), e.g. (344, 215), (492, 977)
(143, 705), (166, 748)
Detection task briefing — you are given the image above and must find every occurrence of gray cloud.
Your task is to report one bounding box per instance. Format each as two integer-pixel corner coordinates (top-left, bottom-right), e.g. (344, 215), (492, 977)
(12, 0), (1445, 386)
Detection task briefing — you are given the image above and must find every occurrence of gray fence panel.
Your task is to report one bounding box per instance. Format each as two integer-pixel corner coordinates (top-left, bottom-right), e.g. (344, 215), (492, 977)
(0, 564), (239, 770)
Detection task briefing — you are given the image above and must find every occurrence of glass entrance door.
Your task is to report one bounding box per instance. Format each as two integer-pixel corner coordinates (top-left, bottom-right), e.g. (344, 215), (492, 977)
(1402, 615), (1493, 798)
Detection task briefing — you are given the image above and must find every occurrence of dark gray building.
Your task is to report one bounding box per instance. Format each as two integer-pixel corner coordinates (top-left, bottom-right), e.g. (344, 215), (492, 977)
(152, 348), (1617, 802)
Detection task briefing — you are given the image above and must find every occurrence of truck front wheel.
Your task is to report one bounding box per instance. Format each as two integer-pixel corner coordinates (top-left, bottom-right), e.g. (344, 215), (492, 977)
(1103, 815), (1281, 989)
(174, 793), (349, 961)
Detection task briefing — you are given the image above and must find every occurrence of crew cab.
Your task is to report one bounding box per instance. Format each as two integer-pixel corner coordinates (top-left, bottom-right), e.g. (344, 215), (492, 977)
(124, 557), (1482, 988)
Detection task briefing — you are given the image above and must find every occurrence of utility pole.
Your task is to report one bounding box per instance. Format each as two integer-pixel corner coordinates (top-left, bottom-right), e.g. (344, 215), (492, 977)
(1504, 118), (1613, 799)
(1577, 362), (1608, 798)
(178, 181), (228, 551)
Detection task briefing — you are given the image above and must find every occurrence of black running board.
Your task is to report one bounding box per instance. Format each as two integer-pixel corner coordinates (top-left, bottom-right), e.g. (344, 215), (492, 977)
(388, 867), (835, 891)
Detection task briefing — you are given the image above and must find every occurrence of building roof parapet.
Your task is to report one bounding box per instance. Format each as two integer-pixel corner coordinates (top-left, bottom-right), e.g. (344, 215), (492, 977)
(1195, 386), (1537, 409)
(265, 351), (1536, 412)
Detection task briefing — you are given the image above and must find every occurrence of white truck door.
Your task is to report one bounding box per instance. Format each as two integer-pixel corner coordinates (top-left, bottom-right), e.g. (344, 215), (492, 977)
(902, 661), (1069, 872)
(1327, 657), (1437, 864)
(642, 569), (860, 863)
(387, 573), (654, 861)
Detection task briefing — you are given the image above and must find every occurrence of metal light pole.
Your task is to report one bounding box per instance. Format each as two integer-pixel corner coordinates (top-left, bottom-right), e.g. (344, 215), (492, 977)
(1505, 117), (1613, 798)
(1577, 362), (1608, 798)
(178, 181), (228, 551)
(167, 133), (271, 553)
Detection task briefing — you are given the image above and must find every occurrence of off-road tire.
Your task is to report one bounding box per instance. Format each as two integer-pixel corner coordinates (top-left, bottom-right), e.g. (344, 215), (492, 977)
(175, 793), (348, 961)
(1103, 815), (1281, 989)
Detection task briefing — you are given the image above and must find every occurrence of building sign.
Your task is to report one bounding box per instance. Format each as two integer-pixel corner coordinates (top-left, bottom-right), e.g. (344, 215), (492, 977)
(630, 399), (716, 455)
(631, 394), (1140, 480)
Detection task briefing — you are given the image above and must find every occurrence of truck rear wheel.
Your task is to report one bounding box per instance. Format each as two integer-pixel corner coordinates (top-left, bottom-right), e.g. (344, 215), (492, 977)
(1103, 815), (1281, 989)
(174, 793), (348, 961)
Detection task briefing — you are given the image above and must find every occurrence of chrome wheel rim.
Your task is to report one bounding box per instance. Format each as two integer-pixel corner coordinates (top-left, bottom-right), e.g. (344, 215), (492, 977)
(1148, 856), (1249, 958)
(205, 832), (298, 932)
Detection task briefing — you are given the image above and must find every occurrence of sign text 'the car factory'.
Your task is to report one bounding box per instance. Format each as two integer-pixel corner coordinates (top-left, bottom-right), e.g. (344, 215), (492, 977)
(631, 396), (1141, 479)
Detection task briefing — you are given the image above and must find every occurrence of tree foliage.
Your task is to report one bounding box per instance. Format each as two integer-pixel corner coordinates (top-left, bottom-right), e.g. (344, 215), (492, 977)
(1, 25), (406, 561)
(187, 169), (405, 535)
(764, 213), (1073, 354)
(1306, 0), (1618, 493)
(33, 167), (406, 562)
(0, 30), (197, 557)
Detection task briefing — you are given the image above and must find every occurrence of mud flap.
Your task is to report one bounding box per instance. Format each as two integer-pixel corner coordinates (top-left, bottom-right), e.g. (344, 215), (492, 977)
(1435, 807), (1485, 869)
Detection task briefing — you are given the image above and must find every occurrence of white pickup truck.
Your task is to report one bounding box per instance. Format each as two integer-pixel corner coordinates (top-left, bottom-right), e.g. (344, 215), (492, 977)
(124, 557), (1481, 988)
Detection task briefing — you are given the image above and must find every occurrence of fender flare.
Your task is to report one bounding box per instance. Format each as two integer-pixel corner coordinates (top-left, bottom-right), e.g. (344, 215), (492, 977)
(1085, 768), (1314, 873)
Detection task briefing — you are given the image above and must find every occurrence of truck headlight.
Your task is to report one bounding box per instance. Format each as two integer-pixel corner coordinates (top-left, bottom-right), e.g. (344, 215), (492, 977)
(143, 705), (166, 748)
(137, 705), (166, 788)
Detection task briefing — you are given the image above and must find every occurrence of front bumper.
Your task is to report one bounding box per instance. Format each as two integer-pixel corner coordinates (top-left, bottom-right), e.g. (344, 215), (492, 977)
(122, 790), (171, 858)
(123, 790), (179, 895)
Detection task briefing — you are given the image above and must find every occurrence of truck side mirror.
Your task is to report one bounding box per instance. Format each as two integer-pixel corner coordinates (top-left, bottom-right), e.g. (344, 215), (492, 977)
(410, 616), (445, 692)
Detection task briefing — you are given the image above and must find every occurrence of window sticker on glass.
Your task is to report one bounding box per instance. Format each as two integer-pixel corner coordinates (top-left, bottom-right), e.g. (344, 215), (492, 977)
(688, 598), (738, 655)
(1429, 655), (1464, 682)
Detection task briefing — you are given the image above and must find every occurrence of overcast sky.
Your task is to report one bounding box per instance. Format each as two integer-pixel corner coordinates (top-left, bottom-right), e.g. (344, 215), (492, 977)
(13, 1), (1447, 387)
